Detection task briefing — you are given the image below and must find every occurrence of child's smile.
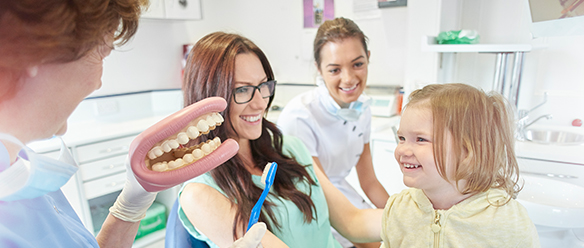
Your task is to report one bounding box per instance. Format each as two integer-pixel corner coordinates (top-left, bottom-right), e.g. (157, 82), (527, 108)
(395, 105), (453, 194)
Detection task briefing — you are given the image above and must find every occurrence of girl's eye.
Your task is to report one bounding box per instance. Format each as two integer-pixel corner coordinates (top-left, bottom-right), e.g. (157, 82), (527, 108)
(398, 136), (405, 141)
(354, 62), (364, 68)
(329, 68), (339, 74)
(417, 137), (427, 142)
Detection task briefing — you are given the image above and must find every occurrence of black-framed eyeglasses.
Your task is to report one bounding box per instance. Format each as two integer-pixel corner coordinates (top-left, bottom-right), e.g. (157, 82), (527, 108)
(232, 80), (276, 104)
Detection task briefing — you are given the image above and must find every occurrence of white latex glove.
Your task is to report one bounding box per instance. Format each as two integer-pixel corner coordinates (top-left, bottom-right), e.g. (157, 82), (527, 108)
(109, 157), (158, 222)
(230, 223), (267, 248)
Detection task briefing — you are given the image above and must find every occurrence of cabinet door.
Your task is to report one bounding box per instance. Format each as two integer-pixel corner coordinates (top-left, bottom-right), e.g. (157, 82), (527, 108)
(75, 135), (135, 164)
(80, 154), (127, 182)
(84, 172), (126, 200)
(164, 0), (201, 20)
(371, 140), (408, 196)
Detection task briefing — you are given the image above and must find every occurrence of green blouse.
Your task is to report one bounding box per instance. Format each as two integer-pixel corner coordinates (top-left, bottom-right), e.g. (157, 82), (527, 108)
(178, 135), (342, 248)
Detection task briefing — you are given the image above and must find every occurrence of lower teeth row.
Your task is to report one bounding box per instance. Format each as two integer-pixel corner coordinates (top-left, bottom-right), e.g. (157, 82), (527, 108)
(150, 137), (221, 172)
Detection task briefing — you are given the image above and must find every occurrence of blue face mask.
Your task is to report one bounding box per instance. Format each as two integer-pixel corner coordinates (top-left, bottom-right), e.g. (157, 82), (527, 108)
(0, 133), (78, 202)
(317, 79), (372, 122)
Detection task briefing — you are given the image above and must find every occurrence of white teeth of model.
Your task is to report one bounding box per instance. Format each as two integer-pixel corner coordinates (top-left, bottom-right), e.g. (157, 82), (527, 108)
(201, 143), (211, 155)
(186, 126), (199, 139)
(148, 150), (157, 160)
(212, 137), (221, 149)
(161, 141), (172, 153)
(213, 113), (224, 124)
(167, 139), (180, 149)
(169, 158), (183, 169)
(206, 115), (215, 127)
(152, 146), (163, 156)
(183, 153), (194, 164)
(197, 120), (210, 133)
(152, 162), (168, 172)
(177, 132), (189, 145)
(192, 149), (203, 160)
(167, 160), (176, 169)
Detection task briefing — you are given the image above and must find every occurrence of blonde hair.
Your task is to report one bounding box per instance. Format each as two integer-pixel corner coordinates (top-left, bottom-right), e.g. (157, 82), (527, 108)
(406, 83), (520, 199)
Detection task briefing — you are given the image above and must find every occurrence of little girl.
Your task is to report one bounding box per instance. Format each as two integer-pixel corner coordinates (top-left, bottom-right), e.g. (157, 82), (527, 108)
(382, 83), (540, 247)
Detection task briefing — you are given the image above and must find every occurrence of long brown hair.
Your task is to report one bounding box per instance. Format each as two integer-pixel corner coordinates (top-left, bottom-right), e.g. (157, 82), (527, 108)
(183, 32), (317, 238)
(406, 83), (520, 200)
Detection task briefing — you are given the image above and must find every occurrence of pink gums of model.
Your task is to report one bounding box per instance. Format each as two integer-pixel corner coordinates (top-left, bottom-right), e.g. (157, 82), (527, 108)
(129, 97), (239, 192)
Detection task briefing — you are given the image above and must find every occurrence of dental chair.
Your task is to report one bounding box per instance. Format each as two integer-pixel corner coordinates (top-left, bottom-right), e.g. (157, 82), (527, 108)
(165, 198), (210, 248)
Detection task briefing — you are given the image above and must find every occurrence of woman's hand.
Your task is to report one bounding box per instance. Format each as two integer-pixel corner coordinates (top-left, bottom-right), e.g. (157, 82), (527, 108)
(313, 159), (383, 243)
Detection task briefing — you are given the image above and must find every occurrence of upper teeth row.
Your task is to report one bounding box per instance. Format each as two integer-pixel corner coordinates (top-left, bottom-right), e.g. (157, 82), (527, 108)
(404, 163), (420, 169)
(341, 84), (357, 91)
(242, 115), (261, 122)
(151, 137), (221, 172)
(147, 112), (224, 160)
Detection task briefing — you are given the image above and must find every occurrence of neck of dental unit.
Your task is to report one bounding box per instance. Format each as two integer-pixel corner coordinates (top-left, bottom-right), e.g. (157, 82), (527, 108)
(423, 182), (471, 210)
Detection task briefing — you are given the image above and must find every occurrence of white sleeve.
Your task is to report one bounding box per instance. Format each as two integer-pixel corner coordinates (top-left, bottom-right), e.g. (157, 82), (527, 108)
(277, 105), (319, 157)
(363, 108), (372, 144)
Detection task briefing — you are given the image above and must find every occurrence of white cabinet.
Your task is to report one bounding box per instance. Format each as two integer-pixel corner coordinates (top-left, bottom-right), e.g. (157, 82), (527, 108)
(142, 0), (201, 20)
(371, 140), (408, 196)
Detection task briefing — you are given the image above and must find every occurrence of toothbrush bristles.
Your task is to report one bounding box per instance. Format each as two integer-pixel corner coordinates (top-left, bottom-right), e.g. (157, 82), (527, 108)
(261, 162), (272, 184)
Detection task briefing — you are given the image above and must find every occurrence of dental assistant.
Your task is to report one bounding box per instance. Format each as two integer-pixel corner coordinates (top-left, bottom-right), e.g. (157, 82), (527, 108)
(277, 17), (389, 248)
(0, 1), (264, 247)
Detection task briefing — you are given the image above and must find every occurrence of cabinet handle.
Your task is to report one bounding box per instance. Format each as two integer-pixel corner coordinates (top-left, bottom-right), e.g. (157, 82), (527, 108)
(106, 180), (126, 188)
(102, 162), (125, 171)
(99, 145), (129, 155)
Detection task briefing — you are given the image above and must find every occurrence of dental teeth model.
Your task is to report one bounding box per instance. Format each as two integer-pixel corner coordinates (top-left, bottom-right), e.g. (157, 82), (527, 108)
(149, 136), (223, 172)
(129, 97), (239, 192)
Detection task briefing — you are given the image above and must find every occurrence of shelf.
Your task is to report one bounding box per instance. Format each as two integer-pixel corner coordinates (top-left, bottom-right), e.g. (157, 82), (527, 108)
(421, 36), (537, 53)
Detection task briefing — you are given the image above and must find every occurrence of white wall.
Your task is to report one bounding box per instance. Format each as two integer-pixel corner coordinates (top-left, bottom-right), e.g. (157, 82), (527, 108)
(94, 0), (583, 128)
(447, 0), (584, 127)
(93, 0), (411, 97)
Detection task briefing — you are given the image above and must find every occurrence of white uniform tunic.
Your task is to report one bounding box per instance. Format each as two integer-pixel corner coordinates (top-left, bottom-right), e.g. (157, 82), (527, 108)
(277, 86), (372, 247)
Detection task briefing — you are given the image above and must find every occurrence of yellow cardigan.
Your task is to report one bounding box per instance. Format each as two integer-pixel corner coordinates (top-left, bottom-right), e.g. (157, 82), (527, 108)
(381, 188), (540, 248)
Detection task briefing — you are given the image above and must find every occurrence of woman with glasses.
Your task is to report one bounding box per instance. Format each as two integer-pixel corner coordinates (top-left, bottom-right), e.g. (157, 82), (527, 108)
(277, 17), (388, 248)
(178, 32), (382, 247)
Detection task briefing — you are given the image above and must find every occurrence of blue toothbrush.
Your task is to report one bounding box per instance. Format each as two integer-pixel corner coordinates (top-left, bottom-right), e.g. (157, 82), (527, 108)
(246, 162), (278, 231)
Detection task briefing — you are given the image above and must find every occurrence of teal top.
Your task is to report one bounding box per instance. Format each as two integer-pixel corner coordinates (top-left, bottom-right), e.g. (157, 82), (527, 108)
(178, 135), (342, 248)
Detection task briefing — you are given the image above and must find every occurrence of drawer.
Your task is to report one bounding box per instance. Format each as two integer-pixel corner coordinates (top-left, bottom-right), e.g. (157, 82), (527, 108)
(84, 172), (126, 199)
(80, 154), (127, 182)
(76, 135), (136, 164)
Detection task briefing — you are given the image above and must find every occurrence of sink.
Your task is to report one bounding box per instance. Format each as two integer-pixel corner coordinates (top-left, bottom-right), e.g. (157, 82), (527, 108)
(516, 174), (584, 228)
(524, 129), (584, 145)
